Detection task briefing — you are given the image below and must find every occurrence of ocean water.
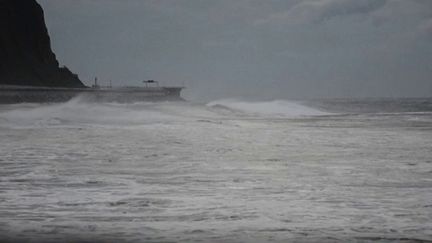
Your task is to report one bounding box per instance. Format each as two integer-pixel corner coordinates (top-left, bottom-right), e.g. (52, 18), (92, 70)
(0, 98), (431, 243)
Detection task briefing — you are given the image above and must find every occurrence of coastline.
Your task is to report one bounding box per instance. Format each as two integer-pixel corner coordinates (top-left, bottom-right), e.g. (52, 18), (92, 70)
(0, 85), (184, 103)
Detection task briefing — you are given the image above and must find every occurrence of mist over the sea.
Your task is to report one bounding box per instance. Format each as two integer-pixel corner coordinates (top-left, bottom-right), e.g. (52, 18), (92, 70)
(1, 98), (432, 242)
(2, 0), (432, 242)
(38, 0), (432, 100)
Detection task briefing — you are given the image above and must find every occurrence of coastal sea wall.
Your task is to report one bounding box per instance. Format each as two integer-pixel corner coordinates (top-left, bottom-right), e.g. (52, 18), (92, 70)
(0, 87), (183, 103)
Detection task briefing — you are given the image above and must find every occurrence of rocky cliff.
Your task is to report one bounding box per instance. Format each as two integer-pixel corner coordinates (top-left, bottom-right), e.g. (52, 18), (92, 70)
(0, 0), (84, 87)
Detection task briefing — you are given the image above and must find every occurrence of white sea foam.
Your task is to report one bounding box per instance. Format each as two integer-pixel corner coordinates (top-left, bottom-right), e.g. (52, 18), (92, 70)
(0, 98), (432, 242)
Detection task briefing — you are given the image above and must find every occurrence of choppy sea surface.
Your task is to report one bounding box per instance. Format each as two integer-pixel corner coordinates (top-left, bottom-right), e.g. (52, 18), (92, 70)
(0, 98), (431, 243)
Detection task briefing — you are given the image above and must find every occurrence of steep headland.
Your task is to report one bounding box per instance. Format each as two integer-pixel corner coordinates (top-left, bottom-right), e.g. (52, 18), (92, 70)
(0, 0), (84, 87)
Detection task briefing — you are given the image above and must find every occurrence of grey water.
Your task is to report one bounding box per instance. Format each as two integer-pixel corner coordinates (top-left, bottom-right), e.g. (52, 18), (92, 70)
(0, 98), (431, 243)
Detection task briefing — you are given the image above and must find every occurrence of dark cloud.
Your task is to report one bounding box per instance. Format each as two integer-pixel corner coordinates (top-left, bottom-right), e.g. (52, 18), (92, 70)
(256, 0), (388, 25)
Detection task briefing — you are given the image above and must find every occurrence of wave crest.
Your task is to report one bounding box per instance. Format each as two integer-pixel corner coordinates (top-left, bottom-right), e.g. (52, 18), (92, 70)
(0, 98), (331, 128)
(0, 97), (182, 127)
(207, 99), (329, 117)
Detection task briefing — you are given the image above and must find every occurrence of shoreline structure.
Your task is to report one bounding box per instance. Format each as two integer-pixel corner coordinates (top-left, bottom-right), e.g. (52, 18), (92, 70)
(0, 85), (184, 103)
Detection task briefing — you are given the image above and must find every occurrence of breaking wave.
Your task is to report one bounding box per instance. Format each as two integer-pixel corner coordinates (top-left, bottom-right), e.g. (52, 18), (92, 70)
(0, 97), (188, 127)
(0, 97), (332, 128)
(207, 99), (330, 117)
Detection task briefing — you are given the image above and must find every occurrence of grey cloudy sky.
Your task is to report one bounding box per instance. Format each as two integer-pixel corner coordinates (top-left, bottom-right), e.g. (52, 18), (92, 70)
(38, 0), (432, 101)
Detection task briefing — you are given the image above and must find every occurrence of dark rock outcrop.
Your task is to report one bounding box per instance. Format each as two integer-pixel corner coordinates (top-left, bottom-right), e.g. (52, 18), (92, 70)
(0, 0), (85, 87)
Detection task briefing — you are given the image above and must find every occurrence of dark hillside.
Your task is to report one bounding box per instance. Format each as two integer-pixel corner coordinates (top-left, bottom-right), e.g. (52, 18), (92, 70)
(0, 0), (84, 87)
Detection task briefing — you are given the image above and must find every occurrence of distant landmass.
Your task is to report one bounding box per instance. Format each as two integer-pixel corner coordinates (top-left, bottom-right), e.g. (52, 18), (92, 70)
(0, 0), (84, 87)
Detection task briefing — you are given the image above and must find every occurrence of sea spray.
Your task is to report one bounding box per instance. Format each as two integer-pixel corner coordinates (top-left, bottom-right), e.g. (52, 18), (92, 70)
(0, 97), (182, 127)
(207, 99), (330, 117)
(0, 98), (335, 128)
